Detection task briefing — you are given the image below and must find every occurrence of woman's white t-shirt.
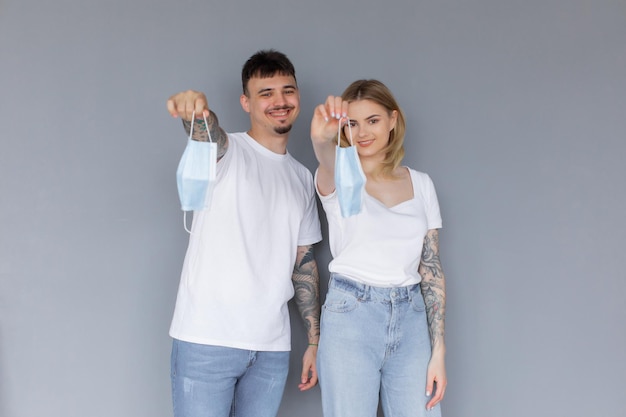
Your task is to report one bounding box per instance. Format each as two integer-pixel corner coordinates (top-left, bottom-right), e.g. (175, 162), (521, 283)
(317, 167), (442, 287)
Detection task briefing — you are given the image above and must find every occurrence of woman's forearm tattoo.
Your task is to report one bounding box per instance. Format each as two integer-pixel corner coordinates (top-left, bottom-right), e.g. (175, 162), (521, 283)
(419, 230), (446, 350)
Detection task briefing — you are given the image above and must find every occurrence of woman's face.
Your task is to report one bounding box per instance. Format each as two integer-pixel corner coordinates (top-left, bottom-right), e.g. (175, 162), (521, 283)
(344, 99), (397, 158)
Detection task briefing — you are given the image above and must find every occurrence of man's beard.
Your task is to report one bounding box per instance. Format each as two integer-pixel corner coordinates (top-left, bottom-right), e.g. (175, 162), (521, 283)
(274, 124), (293, 135)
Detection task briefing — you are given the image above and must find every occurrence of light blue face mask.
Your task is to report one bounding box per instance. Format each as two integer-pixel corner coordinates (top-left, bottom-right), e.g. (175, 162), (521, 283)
(334, 117), (366, 217)
(176, 112), (217, 232)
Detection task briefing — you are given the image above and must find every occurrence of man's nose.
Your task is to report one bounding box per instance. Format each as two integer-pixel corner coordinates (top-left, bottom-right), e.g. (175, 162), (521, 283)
(274, 93), (288, 106)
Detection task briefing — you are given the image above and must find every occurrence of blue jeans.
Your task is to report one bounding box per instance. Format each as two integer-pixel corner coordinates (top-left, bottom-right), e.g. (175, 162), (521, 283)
(317, 274), (442, 417)
(171, 339), (289, 417)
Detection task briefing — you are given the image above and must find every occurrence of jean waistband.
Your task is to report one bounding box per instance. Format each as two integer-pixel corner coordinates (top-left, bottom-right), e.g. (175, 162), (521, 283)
(329, 273), (419, 302)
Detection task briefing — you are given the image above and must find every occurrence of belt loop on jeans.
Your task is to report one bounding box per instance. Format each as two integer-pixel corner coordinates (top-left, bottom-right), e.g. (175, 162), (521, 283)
(361, 282), (370, 301)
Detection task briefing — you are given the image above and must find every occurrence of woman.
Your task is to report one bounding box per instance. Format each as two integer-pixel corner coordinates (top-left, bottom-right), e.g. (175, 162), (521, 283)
(311, 79), (447, 417)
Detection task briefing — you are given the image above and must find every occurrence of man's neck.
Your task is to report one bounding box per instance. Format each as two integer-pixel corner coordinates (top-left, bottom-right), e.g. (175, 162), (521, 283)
(247, 128), (289, 155)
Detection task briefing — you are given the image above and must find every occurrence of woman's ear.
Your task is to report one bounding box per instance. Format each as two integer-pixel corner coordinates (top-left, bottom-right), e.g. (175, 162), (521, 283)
(389, 110), (398, 132)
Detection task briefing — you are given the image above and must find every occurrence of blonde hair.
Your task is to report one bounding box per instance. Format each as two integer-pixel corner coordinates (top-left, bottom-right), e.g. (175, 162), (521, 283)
(340, 79), (406, 175)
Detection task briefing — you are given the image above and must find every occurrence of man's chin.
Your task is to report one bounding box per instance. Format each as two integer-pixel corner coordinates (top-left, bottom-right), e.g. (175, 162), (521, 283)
(274, 125), (293, 135)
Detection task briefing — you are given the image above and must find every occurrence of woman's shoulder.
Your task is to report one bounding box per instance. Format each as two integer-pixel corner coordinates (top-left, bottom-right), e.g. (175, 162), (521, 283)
(402, 166), (432, 181)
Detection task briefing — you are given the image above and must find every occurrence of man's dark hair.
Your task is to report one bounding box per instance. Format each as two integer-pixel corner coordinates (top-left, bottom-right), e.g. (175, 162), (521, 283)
(241, 49), (297, 96)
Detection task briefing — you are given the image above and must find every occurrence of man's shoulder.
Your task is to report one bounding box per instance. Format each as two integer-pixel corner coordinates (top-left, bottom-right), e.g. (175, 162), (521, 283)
(221, 131), (250, 155)
(286, 155), (315, 178)
(226, 131), (246, 141)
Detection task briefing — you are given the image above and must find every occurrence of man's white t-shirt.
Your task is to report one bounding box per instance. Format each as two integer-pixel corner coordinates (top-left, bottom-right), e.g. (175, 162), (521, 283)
(170, 132), (322, 351)
(318, 167), (442, 287)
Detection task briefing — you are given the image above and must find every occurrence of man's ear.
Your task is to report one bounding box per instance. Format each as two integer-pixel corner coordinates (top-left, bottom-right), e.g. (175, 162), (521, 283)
(240, 94), (250, 113)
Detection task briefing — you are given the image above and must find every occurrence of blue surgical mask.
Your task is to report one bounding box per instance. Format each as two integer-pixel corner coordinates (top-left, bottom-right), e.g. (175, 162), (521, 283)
(176, 112), (217, 232)
(334, 117), (366, 217)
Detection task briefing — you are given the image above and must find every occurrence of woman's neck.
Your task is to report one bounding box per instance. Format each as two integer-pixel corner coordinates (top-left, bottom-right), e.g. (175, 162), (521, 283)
(360, 154), (386, 179)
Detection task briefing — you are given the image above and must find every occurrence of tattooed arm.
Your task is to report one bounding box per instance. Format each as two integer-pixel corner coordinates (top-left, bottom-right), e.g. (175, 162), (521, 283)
(418, 228), (448, 410)
(292, 244), (321, 391)
(181, 111), (229, 159)
(166, 90), (229, 159)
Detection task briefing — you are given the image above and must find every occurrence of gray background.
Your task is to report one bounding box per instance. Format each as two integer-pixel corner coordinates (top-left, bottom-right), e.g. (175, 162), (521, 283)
(1, 0), (625, 416)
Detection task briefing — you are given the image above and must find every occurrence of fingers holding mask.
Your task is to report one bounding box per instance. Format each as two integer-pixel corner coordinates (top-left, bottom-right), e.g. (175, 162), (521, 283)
(311, 95), (351, 144)
(325, 95), (348, 120)
(167, 90), (210, 121)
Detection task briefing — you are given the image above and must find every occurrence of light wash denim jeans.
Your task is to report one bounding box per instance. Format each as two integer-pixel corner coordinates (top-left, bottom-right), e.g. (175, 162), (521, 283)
(317, 274), (442, 417)
(171, 339), (289, 417)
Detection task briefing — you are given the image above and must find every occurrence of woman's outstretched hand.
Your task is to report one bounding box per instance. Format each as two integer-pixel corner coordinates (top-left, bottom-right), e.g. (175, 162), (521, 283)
(310, 95), (349, 144)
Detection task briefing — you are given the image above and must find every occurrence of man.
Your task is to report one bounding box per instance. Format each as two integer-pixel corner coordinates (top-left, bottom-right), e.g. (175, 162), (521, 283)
(166, 50), (322, 417)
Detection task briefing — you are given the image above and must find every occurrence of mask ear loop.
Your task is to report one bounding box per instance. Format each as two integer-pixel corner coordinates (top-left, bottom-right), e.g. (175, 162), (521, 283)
(185, 111), (213, 142)
(183, 111), (215, 233)
(337, 116), (354, 147)
(203, 112), (213, 143)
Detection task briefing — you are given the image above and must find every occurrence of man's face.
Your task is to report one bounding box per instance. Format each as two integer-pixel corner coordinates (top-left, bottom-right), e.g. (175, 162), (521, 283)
(240, 74), (300, 136)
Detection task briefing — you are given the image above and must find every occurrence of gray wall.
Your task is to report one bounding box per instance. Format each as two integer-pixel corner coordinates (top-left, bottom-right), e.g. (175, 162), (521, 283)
(1, 1), (625, 416)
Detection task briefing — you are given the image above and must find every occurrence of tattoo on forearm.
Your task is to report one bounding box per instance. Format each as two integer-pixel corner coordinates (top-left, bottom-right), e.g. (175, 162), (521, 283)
(181, 110), (229, 158)
(292, 246), (321, 341)
(419, 230), (446, 350)
(298, 245), (315, 266)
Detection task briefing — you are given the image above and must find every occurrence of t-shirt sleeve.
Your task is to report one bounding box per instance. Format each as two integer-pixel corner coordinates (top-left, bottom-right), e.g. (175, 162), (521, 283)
(421, 172), (443, 230)
(214, 132), (235, 182)
(298, 173), (323, 246)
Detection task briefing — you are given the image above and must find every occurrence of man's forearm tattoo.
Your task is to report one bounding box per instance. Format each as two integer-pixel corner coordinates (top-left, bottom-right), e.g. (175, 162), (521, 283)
(181, 110), (229, 158)
(292, 245), (321, 341)
(419, 230), (446, 350)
